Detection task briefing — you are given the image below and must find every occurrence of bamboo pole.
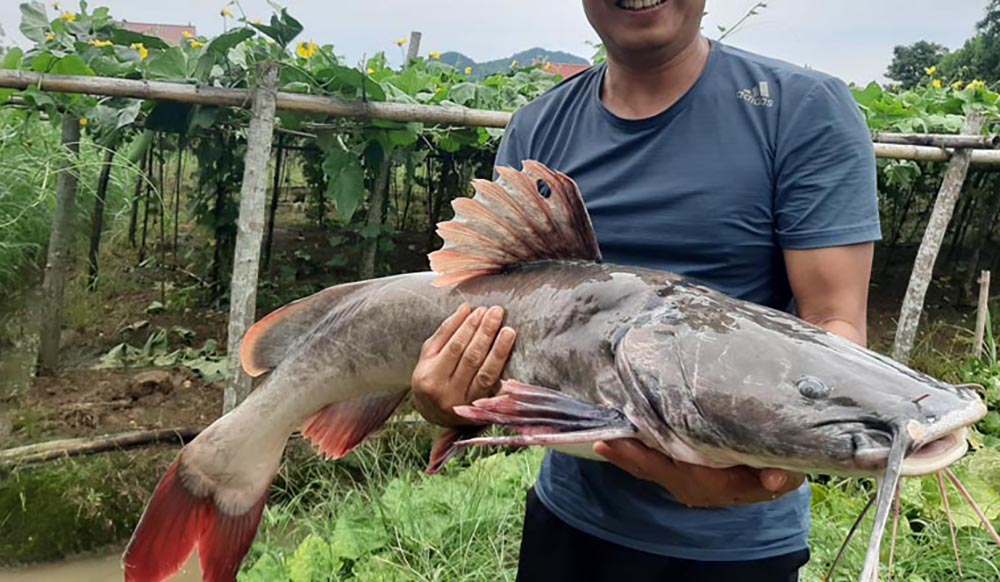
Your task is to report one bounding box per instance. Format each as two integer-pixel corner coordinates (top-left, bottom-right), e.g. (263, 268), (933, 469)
(0, 70), (511, 128)
(873, 143), (1000, 165)
(974, 271), (992, 358)
(893, 112), (986, 364)
(872, 132), (1000, 149)
(405, 31), (422, 63)
(224, 61), (280, 413)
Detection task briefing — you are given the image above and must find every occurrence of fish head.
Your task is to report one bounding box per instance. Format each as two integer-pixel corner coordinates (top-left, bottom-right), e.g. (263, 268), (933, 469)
(615, 295), (987, 477)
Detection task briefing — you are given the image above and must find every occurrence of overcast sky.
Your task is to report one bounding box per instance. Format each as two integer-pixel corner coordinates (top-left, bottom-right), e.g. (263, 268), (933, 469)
(0, 1), (989, 85)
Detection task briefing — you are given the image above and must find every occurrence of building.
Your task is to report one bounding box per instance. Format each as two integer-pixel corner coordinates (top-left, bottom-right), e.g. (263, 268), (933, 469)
(120, 21), (197, 46)
(544, 62), (590, 80)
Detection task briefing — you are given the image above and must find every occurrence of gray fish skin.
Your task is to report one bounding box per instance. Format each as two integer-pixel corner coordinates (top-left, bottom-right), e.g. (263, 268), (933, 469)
(217, 259), (984, 493)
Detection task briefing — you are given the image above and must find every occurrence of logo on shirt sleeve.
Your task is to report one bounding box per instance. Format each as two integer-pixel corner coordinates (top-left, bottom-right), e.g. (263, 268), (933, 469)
(737, 81), (774, 107)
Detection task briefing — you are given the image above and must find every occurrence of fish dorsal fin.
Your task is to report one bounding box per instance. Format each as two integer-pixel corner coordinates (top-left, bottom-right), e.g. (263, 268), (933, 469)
(429, 160), (601, 287)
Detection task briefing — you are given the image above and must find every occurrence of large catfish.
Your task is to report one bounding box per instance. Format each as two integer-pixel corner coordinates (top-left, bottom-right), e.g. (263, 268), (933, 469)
(123, 161), (988, 582)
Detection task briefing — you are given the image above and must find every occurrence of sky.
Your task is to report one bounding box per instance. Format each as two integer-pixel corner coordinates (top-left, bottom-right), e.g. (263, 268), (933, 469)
(0, 0), (990, 85)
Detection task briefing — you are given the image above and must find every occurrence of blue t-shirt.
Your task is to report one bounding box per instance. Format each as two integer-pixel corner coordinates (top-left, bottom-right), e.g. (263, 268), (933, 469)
(494, 41), (881, 561)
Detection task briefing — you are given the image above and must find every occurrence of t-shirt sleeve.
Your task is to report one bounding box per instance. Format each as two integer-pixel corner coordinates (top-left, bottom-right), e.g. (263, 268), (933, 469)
(773, 76), (881, 249)
(493, 111), (524, 174)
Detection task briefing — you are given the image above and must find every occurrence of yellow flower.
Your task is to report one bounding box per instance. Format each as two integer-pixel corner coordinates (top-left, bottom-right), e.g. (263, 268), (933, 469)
(932, 79), (942, 89)
(428, 51), (441, 59)
(544, 62), (553, 71)
(190, 40), (205, 49)
(367, 66), (375, 75)
(296, 41), (319, 59)
(221, 6), (235, 18)
(395, 37), (408, 47)
(130, 42), (148, 60)
(464, 66), (472, 75)
(78, 118), (88, 127)
(435, 87), (443, 94)
(45, 32), (55, 42)
(90, 39), (113, 48)
(925, 65), (937, 75)
(60, 11), (76, 21)
(967, 79), (986, 91)
(182, 31), (194, 39)
(952, 79), (964, 89)
(510, 59), (518, 68)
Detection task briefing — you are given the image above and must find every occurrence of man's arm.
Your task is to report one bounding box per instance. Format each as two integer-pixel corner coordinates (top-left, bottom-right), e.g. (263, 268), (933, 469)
(784, 243), (873, 346)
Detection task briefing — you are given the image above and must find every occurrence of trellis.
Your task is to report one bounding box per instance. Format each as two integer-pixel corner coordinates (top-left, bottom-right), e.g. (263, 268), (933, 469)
(1, 67), (995, 408)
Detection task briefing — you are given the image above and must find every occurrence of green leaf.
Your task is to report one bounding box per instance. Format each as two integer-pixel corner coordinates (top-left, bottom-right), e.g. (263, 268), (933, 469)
(206, 28), (254, 56)
(19, 2), (48, 43)
(331, 162), (365, 222)
(249, 8), (303, 48)
(2, 48), (24, 71)
(51, 54), (95, 76)
(109, 28), (171, 50)
(145, 47), (188, 81)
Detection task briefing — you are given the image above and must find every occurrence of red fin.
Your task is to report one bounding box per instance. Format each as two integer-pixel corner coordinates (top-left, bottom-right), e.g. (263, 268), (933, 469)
(303, 391), (408, 459)
(429, 160), (602, 287)
(198, 494), (268, 582)
(123, 458), (270, 582)
(123, 458), (204, 582)
(426, 426), (486, 474)
(240, 283), (360, 377)
(453, 380), (636, 439)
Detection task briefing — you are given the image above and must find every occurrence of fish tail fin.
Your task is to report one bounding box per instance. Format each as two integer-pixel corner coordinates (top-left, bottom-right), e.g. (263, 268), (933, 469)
(123, 419), (282, 582)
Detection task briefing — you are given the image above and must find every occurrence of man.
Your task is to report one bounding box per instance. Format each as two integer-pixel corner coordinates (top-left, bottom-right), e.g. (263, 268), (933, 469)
(411, 1), (880, 580)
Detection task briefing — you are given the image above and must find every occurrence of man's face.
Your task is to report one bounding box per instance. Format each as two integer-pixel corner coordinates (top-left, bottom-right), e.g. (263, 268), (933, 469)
(582, 0), (706, 60)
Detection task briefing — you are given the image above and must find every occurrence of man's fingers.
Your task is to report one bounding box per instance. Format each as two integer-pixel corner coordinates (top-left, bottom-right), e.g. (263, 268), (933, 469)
(421, 303), (472, 357)
(451, 306), (505, 390)
(593, 439), (674, 480)
(759, 469), (805, 494)
(467, 326), (517, 401)
(438, 306), (486, 373)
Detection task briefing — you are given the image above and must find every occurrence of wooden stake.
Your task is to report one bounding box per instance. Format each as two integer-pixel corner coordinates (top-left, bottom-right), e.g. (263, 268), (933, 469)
(0, 427), (200, 466)
(893, 112), (985, 364)
(405, 31), (422, 63)
(974, 270), (991, 358)
(36, 116), (81, 376)
(224, 61), (280, 413)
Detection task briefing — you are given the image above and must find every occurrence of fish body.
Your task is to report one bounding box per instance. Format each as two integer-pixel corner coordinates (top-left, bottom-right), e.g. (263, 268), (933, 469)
(122, 161), (987, 582)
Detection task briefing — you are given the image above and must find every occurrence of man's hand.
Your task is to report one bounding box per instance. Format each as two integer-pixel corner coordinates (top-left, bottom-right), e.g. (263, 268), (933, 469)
(411, 303), (517, 427)
(593, 439), (805, 507)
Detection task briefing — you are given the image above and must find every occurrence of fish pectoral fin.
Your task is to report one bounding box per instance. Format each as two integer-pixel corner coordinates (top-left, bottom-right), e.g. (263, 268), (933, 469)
(425, 426), (486, 475)
(302, 390), (408, 460)
(428, 160), (602, 288)
(451, 379), (637, 448)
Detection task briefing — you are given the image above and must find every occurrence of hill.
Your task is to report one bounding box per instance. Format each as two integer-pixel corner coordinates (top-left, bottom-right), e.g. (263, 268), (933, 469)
(439, 47), (588, 78)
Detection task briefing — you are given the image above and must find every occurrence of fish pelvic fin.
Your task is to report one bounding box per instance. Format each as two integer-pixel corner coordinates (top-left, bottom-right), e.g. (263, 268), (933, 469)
(426, 426), (486, 474)
(240, 282), (363, 377)
(429, 160), (602, 288)
(452, 380), (637, 448)
(302, 390), (409, 460)
(122, 431), (277, 582)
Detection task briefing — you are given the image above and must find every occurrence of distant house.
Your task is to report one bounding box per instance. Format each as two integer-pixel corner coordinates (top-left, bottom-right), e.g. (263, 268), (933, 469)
(543, 62), (590, 80)
(120, 21), (197, 46)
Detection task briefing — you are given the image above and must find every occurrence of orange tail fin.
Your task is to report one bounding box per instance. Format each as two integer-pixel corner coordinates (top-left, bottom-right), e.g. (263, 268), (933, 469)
(122, 457), (269, 582)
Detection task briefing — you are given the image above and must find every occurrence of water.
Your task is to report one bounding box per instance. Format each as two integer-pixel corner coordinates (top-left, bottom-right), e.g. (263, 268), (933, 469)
(0, 551), (203, 582)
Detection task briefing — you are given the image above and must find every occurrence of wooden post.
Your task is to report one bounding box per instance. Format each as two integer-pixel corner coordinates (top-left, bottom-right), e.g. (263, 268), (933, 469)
(224, 61), (280, 413)
(974, 270), (991, 358)
(893, 111), (985, 363)
(405, 31), (422, 63)
(361, 158), (390, 279)
(86, 146), (116, 290)
(36, 116), (82, 375)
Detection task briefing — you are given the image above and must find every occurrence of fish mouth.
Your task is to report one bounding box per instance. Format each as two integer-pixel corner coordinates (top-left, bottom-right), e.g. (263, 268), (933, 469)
(899, 427), (969, 476)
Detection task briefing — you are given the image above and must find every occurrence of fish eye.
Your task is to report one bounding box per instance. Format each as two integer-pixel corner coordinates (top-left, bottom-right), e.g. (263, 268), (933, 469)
(797, 376), (830, 399)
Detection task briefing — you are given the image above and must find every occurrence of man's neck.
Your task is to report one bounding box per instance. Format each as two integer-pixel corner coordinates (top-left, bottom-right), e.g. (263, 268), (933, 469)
(601, 35), (711, 120)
